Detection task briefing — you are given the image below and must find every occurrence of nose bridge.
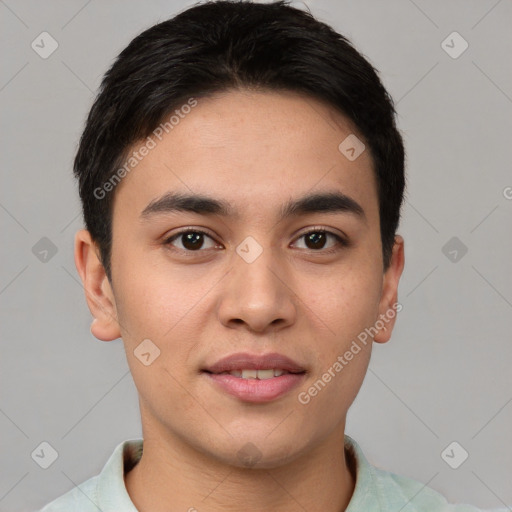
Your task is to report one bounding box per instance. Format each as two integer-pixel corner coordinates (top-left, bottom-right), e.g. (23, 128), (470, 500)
(238, 239), (279, 295)
(218, 235), (296, 332)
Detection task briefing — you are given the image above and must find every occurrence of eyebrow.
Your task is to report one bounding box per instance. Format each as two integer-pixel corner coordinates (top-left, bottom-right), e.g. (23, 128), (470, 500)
(140, 190), (366, 223)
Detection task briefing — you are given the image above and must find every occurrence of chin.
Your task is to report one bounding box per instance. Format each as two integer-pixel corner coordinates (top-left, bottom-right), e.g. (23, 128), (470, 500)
(217, 434), (306, 470)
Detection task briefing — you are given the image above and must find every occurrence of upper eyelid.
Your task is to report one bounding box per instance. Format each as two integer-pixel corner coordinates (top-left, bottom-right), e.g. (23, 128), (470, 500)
(164, 227), (216, 242)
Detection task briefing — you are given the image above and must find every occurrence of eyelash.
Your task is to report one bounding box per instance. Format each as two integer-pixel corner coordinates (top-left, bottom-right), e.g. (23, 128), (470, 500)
(163, 227), (349, 255)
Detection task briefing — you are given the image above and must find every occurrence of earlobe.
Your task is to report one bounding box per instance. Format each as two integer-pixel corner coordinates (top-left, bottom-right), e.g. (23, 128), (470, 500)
(74, 229), (121, 342)
(374, 234), (405, 344)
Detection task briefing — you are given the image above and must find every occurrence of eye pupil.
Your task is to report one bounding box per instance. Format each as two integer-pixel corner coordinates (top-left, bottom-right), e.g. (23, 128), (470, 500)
(305, 232), (326, 250)
(182, 232), (204, 250)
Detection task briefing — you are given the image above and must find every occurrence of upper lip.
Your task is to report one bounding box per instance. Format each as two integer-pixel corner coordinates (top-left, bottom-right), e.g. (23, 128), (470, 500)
(202, 352), (306, 374)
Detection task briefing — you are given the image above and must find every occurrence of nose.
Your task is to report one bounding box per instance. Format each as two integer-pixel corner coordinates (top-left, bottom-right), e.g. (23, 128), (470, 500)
(216, 242), (297, 334)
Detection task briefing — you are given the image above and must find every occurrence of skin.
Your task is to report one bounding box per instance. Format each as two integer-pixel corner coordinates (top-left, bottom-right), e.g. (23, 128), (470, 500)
(75, 89), (405, 512)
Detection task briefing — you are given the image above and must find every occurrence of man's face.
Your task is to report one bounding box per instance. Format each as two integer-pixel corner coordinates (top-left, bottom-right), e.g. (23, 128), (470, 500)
(101, 89), (401, 467)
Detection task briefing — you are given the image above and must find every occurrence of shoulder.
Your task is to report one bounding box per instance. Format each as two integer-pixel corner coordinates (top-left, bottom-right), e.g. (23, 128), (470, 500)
(36, 438), (142, 512)
(37, 475), (100, 512)
(344, 434), (508, 512)
(372, 465), (508, 512)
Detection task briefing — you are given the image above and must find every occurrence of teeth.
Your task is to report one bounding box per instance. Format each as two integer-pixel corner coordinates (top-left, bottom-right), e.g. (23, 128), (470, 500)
(256, 369), (274, 380)
(226, 369), (288, 379)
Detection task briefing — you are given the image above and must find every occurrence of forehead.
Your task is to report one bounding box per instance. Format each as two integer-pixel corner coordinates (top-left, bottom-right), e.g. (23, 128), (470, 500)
(112, 89), (378, 224)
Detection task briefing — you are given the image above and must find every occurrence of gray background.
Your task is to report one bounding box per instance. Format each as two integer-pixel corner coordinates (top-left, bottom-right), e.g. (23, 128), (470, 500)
(1, 0), (511, 511)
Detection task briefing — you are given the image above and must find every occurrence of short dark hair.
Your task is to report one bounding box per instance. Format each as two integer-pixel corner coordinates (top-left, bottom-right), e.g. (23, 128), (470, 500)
(74, 0), (405, 279)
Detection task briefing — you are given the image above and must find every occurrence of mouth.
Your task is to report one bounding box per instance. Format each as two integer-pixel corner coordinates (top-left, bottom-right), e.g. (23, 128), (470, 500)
(202, 368), (305, 379)
(202, 351), (306, 374)
(201, 352), (307, 403)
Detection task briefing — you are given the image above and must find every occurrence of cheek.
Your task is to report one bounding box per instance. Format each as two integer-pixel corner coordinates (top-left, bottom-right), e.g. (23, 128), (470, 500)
(299, 278), (379, 420)
(112, 256), (205, 343)
(111, 261), (213, 401)
(312, 264), (382, 338)
(301, 266), (380, 397)
(295, 324), (372, 442)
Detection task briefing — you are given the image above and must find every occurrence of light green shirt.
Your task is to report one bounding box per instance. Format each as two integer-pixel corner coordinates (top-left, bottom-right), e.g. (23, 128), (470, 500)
(39, 435), (509, 511)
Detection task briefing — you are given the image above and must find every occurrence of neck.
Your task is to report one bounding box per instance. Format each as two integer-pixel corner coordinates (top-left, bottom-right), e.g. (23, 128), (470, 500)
(125, 424), (356, 512)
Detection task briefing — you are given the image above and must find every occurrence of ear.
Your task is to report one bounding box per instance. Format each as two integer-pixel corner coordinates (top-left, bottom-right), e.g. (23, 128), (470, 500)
(373, 234), (405, 344)
(74, 229), (121, 342)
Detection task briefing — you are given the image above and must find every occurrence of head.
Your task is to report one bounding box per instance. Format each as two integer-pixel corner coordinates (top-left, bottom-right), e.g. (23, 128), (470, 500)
(74, 0), (405, 468)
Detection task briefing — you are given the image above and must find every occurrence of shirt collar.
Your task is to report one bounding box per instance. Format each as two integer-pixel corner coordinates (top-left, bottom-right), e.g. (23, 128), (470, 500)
(96, 438), (141, 512)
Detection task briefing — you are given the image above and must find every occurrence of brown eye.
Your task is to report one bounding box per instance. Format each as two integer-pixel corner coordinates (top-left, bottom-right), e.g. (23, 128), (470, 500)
(304, 231), (328, 250)
(293, 228), (347, 253)
(164, 229), (219, 252)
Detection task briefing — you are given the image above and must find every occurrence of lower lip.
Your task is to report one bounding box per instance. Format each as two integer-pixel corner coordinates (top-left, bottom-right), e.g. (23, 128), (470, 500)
(203, 372), (306, 403)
